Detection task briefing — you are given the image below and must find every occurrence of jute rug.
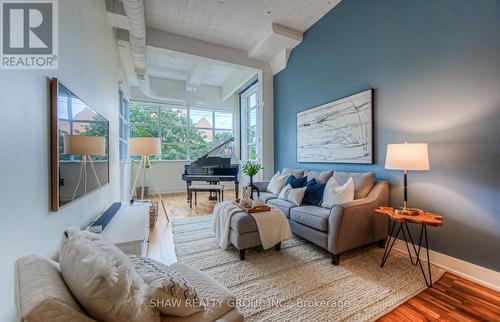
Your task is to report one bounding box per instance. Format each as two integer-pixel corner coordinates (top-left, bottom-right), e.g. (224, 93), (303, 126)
(172, 215), (444, 322)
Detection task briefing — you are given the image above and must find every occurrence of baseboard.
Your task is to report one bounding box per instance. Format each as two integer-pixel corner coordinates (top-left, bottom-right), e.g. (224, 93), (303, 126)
(393, 240), (500, 291)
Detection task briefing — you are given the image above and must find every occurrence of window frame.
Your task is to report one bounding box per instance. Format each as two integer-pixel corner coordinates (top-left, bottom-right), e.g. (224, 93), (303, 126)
(129, 100), (235, 161)
(240, 83), (259, 161)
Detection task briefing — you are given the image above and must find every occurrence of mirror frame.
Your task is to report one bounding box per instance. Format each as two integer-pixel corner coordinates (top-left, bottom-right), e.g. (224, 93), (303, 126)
(50, 78), (110, 211)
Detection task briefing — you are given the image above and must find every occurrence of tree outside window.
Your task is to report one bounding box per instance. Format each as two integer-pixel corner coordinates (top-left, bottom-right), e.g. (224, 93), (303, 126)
(129, 101), (234, 161)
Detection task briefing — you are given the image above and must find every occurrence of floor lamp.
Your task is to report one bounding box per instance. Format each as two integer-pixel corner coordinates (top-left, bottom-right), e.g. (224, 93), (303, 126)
(128, 137), (169, 222)
(63, 135), (106, 201)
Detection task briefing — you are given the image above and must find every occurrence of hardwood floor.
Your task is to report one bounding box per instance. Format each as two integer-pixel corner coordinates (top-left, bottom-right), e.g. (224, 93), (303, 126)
(149, 191), (500, 322)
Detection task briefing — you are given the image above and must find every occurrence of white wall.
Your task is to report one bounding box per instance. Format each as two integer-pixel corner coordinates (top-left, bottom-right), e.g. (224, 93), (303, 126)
(0, 1), (122, 321)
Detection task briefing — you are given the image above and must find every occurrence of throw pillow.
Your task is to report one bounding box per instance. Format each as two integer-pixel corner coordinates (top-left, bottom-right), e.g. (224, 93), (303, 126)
(59, 228), (159, 322)
(332, 171), (376, 199)
(304, 169), (334, 184)
(129, 255), (202, 317)
(285, 175), (307, 188)
(267, 172), (289, 195)
(321, 177), (355, 208)
(281, 167), (306, 178)
(278, 184), (306, 206)
(303, 180), (326, 206)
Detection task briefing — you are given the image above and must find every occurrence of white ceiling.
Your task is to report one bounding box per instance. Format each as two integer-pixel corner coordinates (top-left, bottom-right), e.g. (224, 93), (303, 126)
(144, 0), (341, 52)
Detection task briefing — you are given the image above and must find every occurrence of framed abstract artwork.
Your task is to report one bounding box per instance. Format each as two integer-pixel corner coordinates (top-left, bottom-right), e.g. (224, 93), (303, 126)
(297, 89), (374, 164)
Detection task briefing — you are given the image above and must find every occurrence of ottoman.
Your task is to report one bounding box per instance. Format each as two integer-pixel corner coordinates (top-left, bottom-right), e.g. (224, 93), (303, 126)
(229, 211), (281, 260)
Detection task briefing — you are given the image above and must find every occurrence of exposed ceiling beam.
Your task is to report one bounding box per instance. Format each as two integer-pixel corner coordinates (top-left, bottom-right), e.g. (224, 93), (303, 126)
(185, 62), (211, 92)
(146, 27), (271, 73)
(221, 71), (257, 101)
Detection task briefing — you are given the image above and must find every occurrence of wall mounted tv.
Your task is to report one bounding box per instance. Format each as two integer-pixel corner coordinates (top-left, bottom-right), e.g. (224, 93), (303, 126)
(50, 78), (110, 211)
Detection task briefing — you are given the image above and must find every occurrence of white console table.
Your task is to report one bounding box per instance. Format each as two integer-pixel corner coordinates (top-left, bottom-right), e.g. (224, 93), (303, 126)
(97, 202), (150, 256)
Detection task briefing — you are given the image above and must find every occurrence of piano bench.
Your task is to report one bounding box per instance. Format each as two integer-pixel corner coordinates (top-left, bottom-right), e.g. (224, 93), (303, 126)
(188, 184), (224, 208)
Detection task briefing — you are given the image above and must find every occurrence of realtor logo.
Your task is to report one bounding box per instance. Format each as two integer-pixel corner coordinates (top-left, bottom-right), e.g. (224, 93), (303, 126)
(1, 0), (58, 69)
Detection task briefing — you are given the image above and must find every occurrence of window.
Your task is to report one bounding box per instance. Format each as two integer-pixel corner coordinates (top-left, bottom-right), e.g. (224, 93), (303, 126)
(118, 90), (129, 160)
(240, 84), (259, 160)
(129, 101), (234, 161)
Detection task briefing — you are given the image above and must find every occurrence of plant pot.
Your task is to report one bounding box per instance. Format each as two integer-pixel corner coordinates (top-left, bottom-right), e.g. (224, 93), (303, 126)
(136, 186), (149, 199)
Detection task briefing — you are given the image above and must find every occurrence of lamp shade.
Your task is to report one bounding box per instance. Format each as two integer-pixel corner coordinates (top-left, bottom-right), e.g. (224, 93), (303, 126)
(63, 135), (106, 156)
(385, 143), (430, 171)
(128, 137), (161, 156)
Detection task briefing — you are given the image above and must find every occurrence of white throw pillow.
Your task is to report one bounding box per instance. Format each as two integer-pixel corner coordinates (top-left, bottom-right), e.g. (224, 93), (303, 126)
(59, 228), (159, 322)
(129, 255), (202, 317)
(281, 167), (305, 178)
(267, 172), (289, 195)
(321, 177), (355, 208)
(278, 184), (306, 206)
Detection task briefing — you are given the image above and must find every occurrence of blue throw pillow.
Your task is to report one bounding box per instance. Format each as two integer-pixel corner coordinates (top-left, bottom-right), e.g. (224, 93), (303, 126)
(303, 181), (326, 206)
(305, 178), (317, 187)
(286, 175), (307, 188)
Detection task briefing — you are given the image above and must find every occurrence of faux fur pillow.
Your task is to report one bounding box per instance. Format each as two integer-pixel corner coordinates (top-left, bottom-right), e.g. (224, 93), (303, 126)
(129, 255), (202, 317)
(59, 228), (160, 322)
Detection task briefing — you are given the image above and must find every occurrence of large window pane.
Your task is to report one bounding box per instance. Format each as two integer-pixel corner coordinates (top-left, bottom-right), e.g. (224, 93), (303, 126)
(249, 109), (257, 127)
(214, 130), (233, 145)
(160, 106), (187, 127)
(249, 93), (257, 108)
(189, 128), (212, 159)
(190, 109), (213, 128)
(215, 111), (232, 129)
(130, 125), (158, 138)
(129, 104), (159, 125)
(161, 127), (187, 144)
(162, 144), (186, 160)
(247, 126), (256, 144)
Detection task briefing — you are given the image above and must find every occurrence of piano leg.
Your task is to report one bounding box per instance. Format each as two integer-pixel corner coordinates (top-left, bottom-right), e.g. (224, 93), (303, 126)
(235, 181), (239, 199)
(186, 181), (191, 203)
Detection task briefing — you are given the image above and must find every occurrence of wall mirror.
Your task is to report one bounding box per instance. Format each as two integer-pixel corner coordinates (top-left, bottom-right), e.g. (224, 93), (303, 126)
(51, 78), (109, 211)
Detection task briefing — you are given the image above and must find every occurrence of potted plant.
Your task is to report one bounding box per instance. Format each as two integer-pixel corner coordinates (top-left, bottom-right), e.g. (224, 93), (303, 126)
(242, 161), (263, 199)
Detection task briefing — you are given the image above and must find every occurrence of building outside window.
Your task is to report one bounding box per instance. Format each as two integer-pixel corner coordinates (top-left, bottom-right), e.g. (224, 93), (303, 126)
(129, 101), (234, 161)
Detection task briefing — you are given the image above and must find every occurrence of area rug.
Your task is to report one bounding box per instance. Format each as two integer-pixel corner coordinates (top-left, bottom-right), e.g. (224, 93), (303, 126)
(172, 215), (444, 322)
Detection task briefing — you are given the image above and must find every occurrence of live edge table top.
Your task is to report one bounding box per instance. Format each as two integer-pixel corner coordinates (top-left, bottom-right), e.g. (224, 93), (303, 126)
(375, 207), (444, 227)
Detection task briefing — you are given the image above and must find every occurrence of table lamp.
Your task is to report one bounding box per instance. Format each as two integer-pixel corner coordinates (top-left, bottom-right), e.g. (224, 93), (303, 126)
(63, 135), (106, 201)
(385, 142), (429, 215)
(128, 137), (169, 222)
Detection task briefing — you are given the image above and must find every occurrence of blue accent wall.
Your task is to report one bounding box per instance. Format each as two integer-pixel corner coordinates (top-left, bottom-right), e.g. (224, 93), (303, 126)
(274, 0), (500, 270)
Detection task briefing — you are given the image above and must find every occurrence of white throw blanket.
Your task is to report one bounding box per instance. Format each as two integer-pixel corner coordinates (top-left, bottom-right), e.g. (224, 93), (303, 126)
(250, 209), (292, 250)
(212, 202), (241, 250)
(212, 201), (292, 250)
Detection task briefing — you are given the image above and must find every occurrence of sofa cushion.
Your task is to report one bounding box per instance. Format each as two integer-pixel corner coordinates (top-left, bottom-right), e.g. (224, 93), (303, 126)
(164, 262), (239, 322)
(304, 169), (333, 184)
(290, 206), (331, 232)
(332, 171), (375, 199)
(253, 191), (277, 203)
(278, 184), (306, 206)
(230, 211), (258, 233)
(281, 167), (305, 178)
(267, 172), (289, 195)
(302, 180), (326, 206)
(15, 255), (94, 322)
(285, 175), (307, 188)
(321, 177), (355, 208)
(59, 228), (159, 322)
(267, 198), (297, 217)
(129, 255), (202, 317)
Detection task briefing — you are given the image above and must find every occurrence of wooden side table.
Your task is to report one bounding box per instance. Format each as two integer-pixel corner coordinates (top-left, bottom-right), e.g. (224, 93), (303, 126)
(375, 207), (444, 287)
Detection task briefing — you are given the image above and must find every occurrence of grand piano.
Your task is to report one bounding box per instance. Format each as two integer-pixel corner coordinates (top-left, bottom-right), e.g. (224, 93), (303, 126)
(182, 137), (240, 199)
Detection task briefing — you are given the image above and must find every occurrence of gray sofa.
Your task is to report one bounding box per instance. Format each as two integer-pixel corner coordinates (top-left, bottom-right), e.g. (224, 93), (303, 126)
(253, 168), (389, 265)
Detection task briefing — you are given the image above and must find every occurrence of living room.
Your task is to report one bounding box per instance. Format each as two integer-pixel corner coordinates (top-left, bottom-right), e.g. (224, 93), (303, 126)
(0, 0), (499, 321)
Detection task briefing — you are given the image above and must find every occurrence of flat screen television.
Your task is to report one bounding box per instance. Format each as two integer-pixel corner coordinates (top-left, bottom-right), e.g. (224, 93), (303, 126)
(50, 78), (109, 211)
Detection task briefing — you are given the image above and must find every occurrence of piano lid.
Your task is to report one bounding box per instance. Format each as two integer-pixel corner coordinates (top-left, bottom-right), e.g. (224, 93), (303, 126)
(192, 137), (239, 165)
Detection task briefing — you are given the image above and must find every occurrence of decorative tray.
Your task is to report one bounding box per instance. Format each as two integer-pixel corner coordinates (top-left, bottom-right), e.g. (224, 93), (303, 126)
(233, 199), (271, 213)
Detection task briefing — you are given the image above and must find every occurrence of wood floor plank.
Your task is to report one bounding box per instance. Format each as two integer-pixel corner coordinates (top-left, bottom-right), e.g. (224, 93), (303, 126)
(147, 191), (500, 322)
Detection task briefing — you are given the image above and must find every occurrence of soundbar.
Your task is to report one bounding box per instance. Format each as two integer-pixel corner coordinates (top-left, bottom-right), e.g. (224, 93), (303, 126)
(88, 202), (121, 233)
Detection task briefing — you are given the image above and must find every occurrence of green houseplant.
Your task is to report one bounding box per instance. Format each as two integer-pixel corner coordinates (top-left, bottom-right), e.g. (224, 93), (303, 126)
(242, 161), (263, 199)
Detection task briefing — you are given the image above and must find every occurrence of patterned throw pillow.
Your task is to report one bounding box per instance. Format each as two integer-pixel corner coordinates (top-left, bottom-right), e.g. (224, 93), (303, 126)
(129, 255), (202, 317)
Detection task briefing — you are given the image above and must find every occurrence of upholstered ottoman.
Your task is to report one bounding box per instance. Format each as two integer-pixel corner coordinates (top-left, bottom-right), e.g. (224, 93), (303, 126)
(229, 211), (281, 260)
